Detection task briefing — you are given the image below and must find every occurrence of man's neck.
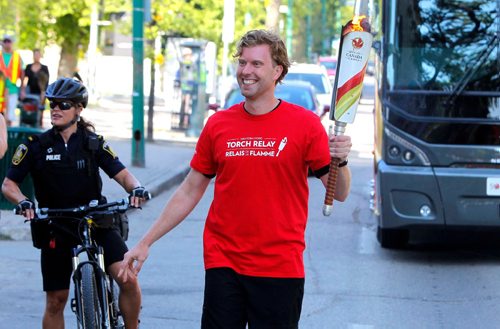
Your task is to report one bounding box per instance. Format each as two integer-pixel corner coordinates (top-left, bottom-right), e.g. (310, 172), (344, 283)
(244, 96), (280, 116)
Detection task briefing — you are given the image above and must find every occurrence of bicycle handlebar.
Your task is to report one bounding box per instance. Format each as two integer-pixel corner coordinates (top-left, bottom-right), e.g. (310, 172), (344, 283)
(15, 198), (130, 219)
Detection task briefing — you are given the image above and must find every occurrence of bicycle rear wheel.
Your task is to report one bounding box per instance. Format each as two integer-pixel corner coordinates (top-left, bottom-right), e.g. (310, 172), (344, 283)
(80, 263), (103, 328)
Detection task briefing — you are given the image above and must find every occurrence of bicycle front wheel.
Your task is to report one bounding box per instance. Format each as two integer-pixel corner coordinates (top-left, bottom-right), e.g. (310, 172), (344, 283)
(80, 263), (102, 328)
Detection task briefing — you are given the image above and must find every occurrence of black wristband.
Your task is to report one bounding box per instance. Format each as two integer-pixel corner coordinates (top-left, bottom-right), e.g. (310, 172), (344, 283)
(338, 159), (348, 167)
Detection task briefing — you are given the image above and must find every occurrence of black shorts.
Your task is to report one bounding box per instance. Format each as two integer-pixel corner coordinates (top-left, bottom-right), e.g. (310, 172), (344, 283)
(40, 228), (127, 291)
(201, 267), (304, 329)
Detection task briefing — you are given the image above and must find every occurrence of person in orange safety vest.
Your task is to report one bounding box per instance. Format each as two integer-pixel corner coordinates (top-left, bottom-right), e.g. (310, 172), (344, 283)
(0, 34), (25, 126)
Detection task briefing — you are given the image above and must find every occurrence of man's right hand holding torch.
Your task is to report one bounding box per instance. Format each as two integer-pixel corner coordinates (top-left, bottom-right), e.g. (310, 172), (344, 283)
(321, 134), (353, 203)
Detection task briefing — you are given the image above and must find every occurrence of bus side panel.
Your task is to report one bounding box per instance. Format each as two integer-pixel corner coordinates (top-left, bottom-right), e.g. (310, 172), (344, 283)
(434, 168), (500, 227)
(377, 161), (445, 228)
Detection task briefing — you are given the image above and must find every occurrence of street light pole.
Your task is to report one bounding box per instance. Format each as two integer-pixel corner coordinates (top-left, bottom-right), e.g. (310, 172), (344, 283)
(221, 0), (235, 105)
(321, 0), (329, 55)
(132, 0), (145, 167)
(286, 0), (293, 58)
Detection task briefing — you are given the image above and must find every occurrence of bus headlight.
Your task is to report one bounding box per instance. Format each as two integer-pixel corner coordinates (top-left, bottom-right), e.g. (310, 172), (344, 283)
(403, 150), (414, 162)
(388, 145), (401, 157)
(384, 127), (430, 166)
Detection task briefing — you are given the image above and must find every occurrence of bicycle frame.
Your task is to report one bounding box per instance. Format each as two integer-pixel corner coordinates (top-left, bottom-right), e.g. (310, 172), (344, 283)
(33, 199), (129, 329)
(71, 215), (116, 328)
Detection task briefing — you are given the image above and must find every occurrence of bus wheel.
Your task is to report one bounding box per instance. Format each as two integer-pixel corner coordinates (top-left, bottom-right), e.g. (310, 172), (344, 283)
(377, 227), (409, 249)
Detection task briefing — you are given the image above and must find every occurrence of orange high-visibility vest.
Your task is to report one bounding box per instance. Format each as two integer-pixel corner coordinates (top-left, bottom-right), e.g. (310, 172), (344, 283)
(0, 50), (22, 112)
(0, 50), (22, 83)
(0, 77), (4, 112)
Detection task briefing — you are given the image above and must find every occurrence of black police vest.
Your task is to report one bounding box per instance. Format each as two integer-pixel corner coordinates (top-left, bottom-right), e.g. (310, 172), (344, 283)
(30, 129), (104, 208)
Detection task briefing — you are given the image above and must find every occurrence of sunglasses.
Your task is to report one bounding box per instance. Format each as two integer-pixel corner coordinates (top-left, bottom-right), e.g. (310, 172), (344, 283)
(49, 101), (75, 111)
(2, 39), (12, 43)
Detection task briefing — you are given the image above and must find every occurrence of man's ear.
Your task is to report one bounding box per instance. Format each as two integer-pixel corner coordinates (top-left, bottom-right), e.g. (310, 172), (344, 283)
(274, 65), (283, 81)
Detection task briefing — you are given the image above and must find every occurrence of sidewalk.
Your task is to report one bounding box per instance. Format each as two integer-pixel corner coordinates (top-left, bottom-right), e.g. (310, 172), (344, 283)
(0, 134), (196, 241)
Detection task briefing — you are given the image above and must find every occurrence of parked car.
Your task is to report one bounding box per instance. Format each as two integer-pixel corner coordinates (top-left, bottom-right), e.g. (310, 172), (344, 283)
(318, 56), (338, 82)
(283, 63), (333, 113)
(366, 59), (375, 76)
(213, 80), (329, 117)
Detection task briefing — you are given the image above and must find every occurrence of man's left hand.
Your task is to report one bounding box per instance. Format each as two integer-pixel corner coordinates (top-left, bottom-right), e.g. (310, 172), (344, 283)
(329, 134), (352, 161)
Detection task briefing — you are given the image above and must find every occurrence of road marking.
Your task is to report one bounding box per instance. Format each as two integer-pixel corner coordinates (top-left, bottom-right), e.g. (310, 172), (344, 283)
(358, 226), (375, 255)
(349, 324), (375, 329)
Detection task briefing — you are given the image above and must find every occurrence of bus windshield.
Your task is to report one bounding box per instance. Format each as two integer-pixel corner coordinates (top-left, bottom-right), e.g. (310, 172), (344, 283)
(385, 0), (499, 120)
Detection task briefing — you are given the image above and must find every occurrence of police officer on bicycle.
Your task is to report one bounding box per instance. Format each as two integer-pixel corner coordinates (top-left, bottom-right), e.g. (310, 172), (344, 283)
(1, 77), (148, 329)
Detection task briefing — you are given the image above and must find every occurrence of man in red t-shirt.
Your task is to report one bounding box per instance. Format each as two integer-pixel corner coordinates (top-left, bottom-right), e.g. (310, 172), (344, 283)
(119, 29), (353, 328)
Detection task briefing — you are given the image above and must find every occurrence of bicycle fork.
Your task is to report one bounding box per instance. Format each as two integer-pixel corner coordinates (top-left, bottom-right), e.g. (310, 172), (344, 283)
(72, 246), (113, 328)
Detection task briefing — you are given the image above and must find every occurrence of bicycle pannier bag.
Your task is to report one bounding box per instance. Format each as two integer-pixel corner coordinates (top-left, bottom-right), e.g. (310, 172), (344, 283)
(114, 213), (129, 241)
(30, 220), (51, 249)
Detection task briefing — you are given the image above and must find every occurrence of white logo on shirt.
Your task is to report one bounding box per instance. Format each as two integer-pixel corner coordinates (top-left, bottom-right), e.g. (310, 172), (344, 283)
(46, 154), (61, 161)
(224, 137), (288, 158)
(276, 137), (287, 157)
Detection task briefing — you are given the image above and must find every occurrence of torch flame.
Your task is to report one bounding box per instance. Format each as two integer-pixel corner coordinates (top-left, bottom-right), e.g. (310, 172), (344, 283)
(352, 15), (367, 31)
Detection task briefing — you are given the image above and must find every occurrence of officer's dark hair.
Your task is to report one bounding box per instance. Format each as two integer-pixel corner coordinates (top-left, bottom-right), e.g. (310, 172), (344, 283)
(45, 77), (89, 108)
(77, 117), (95, 133)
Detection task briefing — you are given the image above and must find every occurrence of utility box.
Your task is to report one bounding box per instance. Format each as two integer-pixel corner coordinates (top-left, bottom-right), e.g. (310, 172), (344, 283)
(0, 126), (43, 209)
(177, 40), (216, 137)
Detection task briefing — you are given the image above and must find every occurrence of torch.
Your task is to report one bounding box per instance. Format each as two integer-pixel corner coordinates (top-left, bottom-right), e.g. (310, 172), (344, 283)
(323, 0), (373, 216)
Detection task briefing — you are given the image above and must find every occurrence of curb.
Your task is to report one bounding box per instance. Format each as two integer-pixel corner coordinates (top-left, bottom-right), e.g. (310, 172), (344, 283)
(0, 166), (190, 241)
(148, 166), (190, 199)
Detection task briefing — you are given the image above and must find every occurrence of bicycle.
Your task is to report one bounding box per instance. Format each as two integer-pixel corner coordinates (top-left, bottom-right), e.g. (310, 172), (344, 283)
(20, 198), (134, 329)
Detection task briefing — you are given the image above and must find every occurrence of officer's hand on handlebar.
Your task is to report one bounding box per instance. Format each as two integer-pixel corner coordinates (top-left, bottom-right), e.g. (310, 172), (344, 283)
(15, 198), (36, 220)
(129, 186), (151, 208)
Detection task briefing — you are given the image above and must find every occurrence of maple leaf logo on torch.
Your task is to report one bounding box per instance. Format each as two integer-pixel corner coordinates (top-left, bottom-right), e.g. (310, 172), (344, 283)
(352, 37), (364, 49)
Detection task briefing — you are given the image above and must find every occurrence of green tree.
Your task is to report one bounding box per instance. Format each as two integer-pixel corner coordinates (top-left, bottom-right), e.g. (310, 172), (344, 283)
(149, 0), (267, 74)
(293, 0), (352, 61)
(1, 0), (128, 78)
(2, 0), (354, 79)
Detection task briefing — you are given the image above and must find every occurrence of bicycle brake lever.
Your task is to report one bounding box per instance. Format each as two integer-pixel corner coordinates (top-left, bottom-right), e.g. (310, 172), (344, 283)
(36, 208), (49, 220)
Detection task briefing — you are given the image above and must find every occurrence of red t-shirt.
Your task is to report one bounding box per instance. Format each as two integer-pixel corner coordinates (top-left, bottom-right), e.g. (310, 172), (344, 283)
(190, 100), (330, 278)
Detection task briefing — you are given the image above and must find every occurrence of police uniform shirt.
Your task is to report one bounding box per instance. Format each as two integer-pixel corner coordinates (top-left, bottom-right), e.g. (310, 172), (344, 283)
(7, 127), (125, 208)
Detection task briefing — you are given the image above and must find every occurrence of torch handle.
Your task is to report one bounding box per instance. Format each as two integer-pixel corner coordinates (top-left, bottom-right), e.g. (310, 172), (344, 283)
(323, 157), (342, 216)
(323, 122), (346, 216)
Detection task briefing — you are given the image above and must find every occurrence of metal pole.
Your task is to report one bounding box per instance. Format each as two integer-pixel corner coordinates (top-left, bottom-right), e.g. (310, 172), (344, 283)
(321, 0), (328, 55)
(87, 3), (98, 103)
(286, 0), (294, 58)
(132, 0), (145, 167)
(221, 0), (235, 105)
(305, 14), (312, 62)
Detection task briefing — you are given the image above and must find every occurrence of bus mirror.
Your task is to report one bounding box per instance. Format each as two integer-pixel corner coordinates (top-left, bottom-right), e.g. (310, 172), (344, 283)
(372, 40), (381, 55)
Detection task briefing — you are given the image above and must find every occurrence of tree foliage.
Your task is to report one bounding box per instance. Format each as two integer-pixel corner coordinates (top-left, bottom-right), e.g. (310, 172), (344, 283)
(1, 0), (355, 76)
(0, 0), (129, 77)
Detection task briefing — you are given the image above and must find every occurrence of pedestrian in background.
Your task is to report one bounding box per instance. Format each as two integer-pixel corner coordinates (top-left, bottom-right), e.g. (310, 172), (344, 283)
(119, 29), (353, 328)
(0, 35), (25, 126)
(22, 48), (49, 127)
(173, 67), (181, 99)
(0, 114), (7, 158)
(2, 77), (149, 329)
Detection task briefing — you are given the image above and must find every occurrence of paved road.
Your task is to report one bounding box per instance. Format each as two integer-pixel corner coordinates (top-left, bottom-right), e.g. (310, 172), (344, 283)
(0, 78), (377, 328)
(3, 76), (500, 329)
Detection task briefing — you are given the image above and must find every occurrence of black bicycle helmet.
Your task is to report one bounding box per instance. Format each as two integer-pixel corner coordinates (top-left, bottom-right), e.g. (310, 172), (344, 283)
(45, 77), (89, 108)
